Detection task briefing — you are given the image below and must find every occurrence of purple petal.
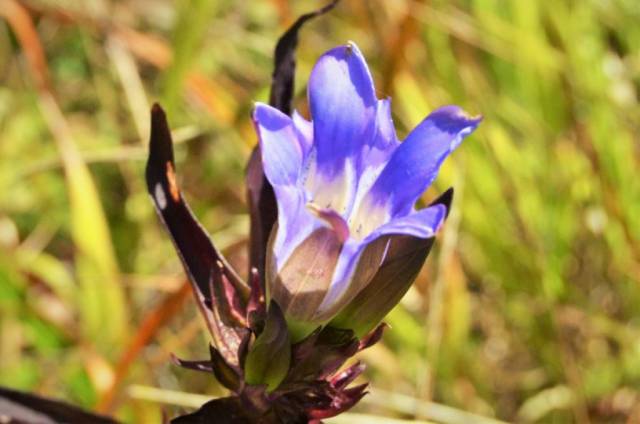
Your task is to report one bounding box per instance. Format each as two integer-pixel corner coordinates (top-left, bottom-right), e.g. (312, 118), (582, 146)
(308, 42), (377, 177)
(368, 105), (481, 216)
(269, 227), (344, 321)
(351, 99), (400, 209)
(372, 98), (399, 153)
(269, 185), (317, 270)
(316, 205), (445, 319)
(253, 103), (305, 187)
(314, 240), (366, 319)
(364, 204), (447, 241)
(253, 104), (325, 270)
(292, 110), (313, 156)
(315, 235), (389, 320)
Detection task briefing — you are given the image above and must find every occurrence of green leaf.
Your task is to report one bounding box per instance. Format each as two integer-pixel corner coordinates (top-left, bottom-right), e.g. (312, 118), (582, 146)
(66, 154), (128, 354)
(244, 301), (290, 391)
(161, 0), (219, 114)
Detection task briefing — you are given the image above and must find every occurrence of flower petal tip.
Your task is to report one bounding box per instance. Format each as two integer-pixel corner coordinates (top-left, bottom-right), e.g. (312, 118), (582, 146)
(252, 101), (272, 120)
(431, 204), (449, 233)
(345, 40), (359, 54)
(432, 105), (482, 129)
(252, 103), (291, 131)
(426, 105), (482, 151)
(312, 40), (370, 84)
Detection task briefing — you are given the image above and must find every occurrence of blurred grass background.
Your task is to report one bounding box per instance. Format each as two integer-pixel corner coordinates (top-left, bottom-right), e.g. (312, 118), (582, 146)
(1, 0), (639, 422)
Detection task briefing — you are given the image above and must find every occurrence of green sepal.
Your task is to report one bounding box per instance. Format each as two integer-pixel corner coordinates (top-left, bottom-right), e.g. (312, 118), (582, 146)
(330, 236), (434, 337)
(244, 301), (291, 391)
(330, 189), (453, 337)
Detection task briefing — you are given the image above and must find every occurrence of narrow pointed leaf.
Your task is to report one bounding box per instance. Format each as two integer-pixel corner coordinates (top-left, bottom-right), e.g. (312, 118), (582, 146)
(215, 261), (248, 327)
(358, 323), (387, 350)
(170, 353), (214, 373)
(146, 104), (248, 304)
(269, 0), (340, 114)
(209, 345), (243, 392)
(246, 150), (277, 287)
(207, 272), (248, 366)
(246, 267), (266, 331)
(145, 101), (248, 365)
(434, 187), (454, 218)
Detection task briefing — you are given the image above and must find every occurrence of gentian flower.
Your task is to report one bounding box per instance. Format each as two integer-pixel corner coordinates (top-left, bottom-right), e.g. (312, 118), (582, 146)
(253, 42), (481, 329)
(146, 3), (481, 417)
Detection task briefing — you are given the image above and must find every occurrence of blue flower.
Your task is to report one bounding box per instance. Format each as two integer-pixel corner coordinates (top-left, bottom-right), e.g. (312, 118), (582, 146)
(253, 42), (481, 326)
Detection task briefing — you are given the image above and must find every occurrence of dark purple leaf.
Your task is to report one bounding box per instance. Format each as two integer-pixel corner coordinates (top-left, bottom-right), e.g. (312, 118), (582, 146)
(209, 344), (243, 392)
(246, 148), (278, 285)
(330, 362), (365, 390)
(246, 267), (266, 332)
(0, 386), (118, 424)
(170, 353), (214, 373)
(307, 383), (368, 420)
(358, 323), (388, 351)
(215, 261), (248, 327)
(147, 105), (252, 366)
(207, 272), (249, 366)
(432, 187), (454, 217)
(146, 104), (248, 303)
(268, 0), (340, 114)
